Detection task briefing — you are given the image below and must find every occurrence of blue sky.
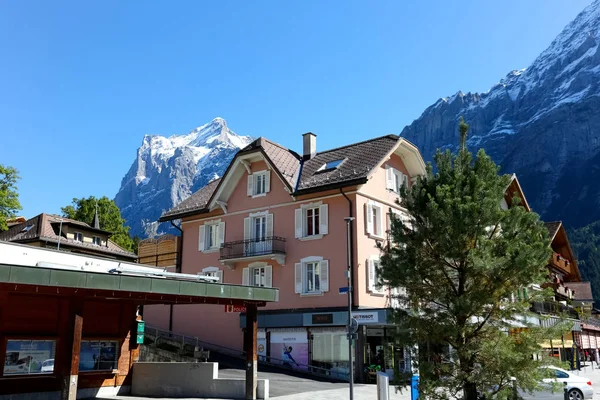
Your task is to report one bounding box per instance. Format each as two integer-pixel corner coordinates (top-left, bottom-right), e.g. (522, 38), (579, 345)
(0, 0), (592, 218)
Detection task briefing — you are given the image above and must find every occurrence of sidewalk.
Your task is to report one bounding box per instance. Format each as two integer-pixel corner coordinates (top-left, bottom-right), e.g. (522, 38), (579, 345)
(272, 384), (411, 400)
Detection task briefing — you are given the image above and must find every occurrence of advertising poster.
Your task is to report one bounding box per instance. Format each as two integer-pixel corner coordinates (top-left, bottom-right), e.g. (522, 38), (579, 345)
(270, 331), (308, 371)
(79, 341), (117, 371)
(257, 331), (266, 361)
(3, 340), (55, 375)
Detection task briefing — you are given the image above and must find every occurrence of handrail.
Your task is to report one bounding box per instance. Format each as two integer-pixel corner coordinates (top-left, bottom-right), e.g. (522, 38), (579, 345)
(144, 324), (349, 380)
(220, 236), (286, 260)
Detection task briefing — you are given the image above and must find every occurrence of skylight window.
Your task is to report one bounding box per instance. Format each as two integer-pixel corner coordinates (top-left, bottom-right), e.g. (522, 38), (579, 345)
(21, 225), (33, 232)
(317, 159), (345, 172)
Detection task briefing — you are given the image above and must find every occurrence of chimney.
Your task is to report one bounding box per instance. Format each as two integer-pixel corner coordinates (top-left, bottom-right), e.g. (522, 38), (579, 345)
(302, 132), (317, 161)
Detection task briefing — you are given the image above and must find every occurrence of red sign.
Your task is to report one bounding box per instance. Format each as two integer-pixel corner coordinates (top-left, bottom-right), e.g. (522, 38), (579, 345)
(225, 305), (247, 313)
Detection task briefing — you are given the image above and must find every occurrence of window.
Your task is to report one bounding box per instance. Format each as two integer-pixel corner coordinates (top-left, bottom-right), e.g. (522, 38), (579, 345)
(3, 339), (56, 375)
(242, 263), (272, 287)
(554, 369), (569, 379)
(73, 232), (83, 242)
(79, 340), (119, 371)
(295, 257), (329, 294)
(317, 159), (345, 172)
(368, 257), (384, 294)
(247, 170), (270, 197)
(243, 212), (273, 255)
(366, 201), (384, 238)
(21, 225), (33, 232)
(201, 266), (223, 282)
(386, 165), (409, 194)
(295, 203), (328, 239)
(92, 236), (101, 245)
(198, 220), (225, 252)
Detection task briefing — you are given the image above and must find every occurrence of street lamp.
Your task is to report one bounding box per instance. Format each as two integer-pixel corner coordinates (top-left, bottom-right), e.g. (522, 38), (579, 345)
(344, 216), (355, 400)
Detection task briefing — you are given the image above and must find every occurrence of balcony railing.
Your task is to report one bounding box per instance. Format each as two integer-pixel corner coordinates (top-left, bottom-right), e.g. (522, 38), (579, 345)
(220, 236), (286, 260)
(549, 252), (572, 275)
(530, 301), (579, 319)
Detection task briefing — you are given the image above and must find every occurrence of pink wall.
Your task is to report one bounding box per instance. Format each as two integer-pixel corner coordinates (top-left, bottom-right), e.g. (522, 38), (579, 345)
(143, 304), (171, 331)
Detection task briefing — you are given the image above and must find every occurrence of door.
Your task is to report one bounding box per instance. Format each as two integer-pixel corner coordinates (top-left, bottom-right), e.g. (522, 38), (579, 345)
(251, 216), (271, 254)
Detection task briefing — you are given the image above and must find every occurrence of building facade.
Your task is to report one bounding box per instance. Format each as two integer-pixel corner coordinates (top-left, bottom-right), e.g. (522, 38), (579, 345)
(148, 132), (426, 381)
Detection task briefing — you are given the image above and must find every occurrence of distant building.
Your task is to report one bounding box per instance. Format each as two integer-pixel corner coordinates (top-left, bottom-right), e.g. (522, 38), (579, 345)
(137, 234), (180, 270)
(5, 216), (27, 229)
(0, 213), (137, 262)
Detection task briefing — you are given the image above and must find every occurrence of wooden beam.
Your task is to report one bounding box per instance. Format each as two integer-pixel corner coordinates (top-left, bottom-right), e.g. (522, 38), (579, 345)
(245, 304), (258, 400)
(60, 302), (83, 400)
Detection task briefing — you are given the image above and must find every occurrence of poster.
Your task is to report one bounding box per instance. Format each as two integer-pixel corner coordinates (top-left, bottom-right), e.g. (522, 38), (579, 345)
(79, 341), (118, 371)
(257, 331), (267, 361)
(4, 340), (55, 375)
(270, 331), (309, 371)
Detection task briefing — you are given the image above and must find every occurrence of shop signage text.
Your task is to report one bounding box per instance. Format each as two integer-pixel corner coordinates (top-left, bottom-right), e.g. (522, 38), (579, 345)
(225, 305), (247, 313)
(312, 314), (334, 324)
(352, 311), (379, 324)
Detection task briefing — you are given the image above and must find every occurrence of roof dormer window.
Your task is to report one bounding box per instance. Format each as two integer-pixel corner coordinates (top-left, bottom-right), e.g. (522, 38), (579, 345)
(74, 232), (83, 242)
(317, 158), (345, 172)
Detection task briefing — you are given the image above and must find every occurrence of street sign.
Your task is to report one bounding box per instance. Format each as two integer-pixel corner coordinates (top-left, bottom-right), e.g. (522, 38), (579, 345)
(347, 318), (359, 334)
(339, 286), (349, 294)
(225, 304), (247, 313)
(136, 333), (145, 345)
(346, 333), (358, 340)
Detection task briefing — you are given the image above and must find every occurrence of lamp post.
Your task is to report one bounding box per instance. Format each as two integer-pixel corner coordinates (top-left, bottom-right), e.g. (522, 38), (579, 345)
(344, 216), (355, 400)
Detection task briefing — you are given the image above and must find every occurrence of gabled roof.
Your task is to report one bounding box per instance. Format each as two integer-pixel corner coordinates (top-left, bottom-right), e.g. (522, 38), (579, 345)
(504, 174), (531, 211)
(159, 133), (426, 221)
(544, 220), (582, 282)
(160, 178), (221, 221)
(566, 282), (594, 302)
(0, 213), (137, 260)
(545, 221), (562, 241)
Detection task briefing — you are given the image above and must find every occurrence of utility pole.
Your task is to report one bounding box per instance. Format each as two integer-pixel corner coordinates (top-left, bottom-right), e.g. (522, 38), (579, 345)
(344, 216), (355, 400)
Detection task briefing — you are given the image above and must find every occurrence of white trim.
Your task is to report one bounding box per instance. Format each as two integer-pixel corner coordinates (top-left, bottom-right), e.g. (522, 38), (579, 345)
(358, 192), (409, 214)
(182, 191), (357, 225)
(300, 200), (323, 209)
(300, 255), (324, 263)
(202, 266), (220, 273)
(202, 248), (220, 254)
(203, 218), (222, 226)
(240, 160), (252, 174)
(298, 234), (324, 241)
(300, 292), (325, 297)
(249, 210), (269, 218)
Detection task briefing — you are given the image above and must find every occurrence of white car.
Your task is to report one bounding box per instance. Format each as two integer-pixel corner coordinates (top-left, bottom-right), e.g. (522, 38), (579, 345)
(40, 359), (54, 373)
(521, 366), (594, 400)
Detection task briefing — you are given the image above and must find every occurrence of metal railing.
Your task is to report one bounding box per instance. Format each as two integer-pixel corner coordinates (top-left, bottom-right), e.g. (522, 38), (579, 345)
(530, 301), (579, 319)
(220, 236), (286, 260)
(143, 324), (349, 381)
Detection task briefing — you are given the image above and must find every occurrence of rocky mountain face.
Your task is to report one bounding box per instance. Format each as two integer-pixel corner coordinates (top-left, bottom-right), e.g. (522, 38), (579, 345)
(401, 0), (600, 229)
(114, 118), (252, 237)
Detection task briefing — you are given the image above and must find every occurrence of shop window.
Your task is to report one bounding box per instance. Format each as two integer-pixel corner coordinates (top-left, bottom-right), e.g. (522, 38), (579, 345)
(310, 329), (349, 378)
(79, 340), (119, 372)
(3, 339), (56, 375)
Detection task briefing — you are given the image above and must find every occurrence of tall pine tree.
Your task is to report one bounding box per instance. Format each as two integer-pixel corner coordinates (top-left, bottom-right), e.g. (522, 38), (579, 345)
(379, 118), (565, 399)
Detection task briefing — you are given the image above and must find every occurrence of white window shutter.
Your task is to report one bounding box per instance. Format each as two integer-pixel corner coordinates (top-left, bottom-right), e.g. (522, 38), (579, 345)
(242, 267), (249, 286)
(216, 270), (224, 283)
(265, 170), (271, 193)
(265, 265), (273, 288)
(320, 260), (329, 292)
(218, 221), (225, 247)
(402, 173), (409, 189)
(294, 263), (302, 294)
(386, 165), (394, 190)
(377, 205), (384, 237)
(319, 204), (328, 235)
(198, 225), (206, 251)
(266, 213), (274, 238)
(366, 203), (374, 235)
(247, 174), (254, 196)
(244, 217), (251, 241)
(294, 208), (303, 238)
(368, 259), (375, 292)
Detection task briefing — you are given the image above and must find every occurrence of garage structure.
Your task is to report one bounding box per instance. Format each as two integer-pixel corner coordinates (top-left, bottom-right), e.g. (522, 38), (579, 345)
(0, 242), (278, 400)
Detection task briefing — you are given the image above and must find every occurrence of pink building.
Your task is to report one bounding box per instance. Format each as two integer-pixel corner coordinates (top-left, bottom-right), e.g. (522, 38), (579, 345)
(147, 132), (426, 382)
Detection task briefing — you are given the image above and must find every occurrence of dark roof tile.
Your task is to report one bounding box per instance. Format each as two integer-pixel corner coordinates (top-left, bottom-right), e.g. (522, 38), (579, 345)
(545, 221), (562, 240)
(160, 178), (221, 220)
(567, 282), (594, 301)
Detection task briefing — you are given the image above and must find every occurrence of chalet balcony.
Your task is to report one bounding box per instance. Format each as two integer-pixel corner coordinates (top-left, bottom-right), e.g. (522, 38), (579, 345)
(530, 301), (579, 319)
(219, 237), (286, 267)
(549, 252), (573, 275)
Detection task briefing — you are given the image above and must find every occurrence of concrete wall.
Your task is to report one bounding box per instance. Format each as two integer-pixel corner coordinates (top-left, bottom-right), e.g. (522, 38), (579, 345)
(132, 362), (268, 399)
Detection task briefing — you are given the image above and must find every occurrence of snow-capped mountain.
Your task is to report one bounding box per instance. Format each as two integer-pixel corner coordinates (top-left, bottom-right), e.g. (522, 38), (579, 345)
(115, 118), (253, 237)
(402, 0), (600, 228)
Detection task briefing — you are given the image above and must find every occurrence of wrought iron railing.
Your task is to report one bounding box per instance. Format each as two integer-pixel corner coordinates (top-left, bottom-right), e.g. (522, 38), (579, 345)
(220, 236), (286, 260)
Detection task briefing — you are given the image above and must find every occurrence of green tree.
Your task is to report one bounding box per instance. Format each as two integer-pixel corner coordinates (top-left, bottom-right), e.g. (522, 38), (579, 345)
(0, 164), (22, 231)
(379, 118), (563, 400)
(61, 196), (134, 252)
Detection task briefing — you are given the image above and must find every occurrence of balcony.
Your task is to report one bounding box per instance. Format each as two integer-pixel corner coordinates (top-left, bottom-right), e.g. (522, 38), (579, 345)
(530, 301), (579, 319)
(219, 236), (286, 268)
(549, 252), (573, 275)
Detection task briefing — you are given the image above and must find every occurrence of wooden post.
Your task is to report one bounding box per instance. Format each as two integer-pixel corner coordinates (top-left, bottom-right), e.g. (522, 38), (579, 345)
(245, 304), (258, 400)
(61, 304), (83, 400)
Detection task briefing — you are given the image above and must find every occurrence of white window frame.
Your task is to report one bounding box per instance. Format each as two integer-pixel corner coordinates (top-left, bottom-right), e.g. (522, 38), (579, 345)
(368, 256), (385, 295)
(366, 200), (384, 238)
(73, 232), (83, 242)
(201, 266), (223, 283)
(295, 256), (329, 295)
(248, 170), (270, 198)
(386, 165), (409, 194)
(92, 236), (101, 246)
(295, 202), (329, 240)
(198, 219), (225, 253)
(242, 262), (273, 288)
